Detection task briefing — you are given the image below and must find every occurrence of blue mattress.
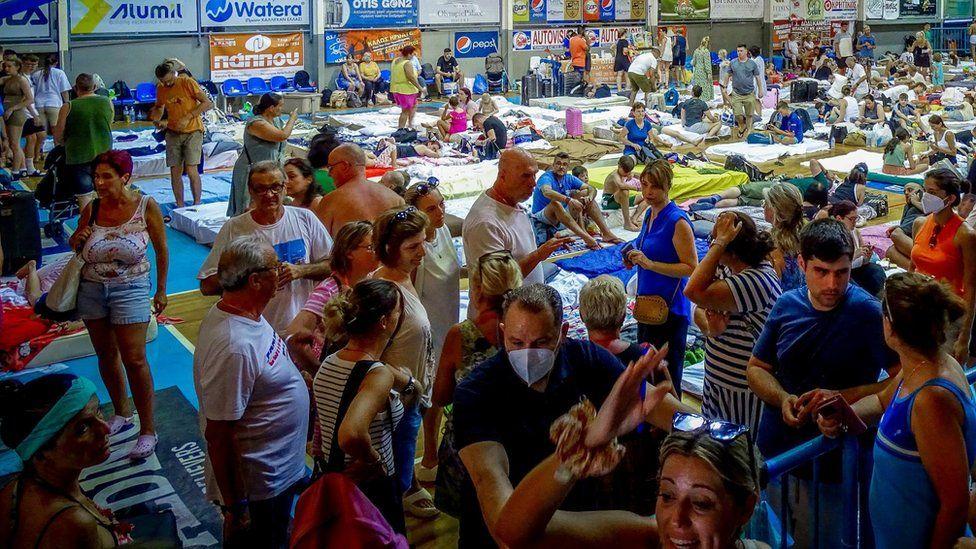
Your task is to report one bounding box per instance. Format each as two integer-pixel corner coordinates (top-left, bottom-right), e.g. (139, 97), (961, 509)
(133, 172), (233, 216)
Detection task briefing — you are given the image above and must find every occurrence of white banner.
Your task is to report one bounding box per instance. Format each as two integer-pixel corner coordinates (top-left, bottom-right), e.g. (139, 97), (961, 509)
(70, 0), (198, 34)
(710, 0), (763, 19)
(210, 32), (305, 82)
(771, 0), (802, 19)
(865, 0), (899, 18)
(1, 3), (53, 40)
(419, 0), (500, 25)
(824, 0), (856, 19)
(201, 0), (308, 27)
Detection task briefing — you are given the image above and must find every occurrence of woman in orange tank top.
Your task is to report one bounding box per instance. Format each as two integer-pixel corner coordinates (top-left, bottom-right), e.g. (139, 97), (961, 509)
(909, 168), (976, 365)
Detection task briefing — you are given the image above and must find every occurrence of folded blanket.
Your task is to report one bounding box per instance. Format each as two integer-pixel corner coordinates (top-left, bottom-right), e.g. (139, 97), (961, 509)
(705, 139), (829, 163)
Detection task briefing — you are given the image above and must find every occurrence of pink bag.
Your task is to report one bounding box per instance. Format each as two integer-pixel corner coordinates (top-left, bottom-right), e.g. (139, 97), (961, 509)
(761, 87), (779, 109)
(565, 107), (583, 137)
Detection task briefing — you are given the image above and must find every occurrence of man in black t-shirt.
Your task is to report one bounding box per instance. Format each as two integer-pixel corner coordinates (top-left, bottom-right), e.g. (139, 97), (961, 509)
(472, 113), (507, 160)
(435, 48), (464, 95)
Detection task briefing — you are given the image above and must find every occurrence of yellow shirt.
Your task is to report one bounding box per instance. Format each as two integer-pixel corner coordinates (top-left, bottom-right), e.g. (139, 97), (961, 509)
(360, 61), (380, 80)
(155, 75), (205, 134)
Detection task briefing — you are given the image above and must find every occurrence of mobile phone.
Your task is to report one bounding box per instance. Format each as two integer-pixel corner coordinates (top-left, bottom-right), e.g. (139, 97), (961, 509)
(817, 395), (868, 436)
(621, 242), (635, 256)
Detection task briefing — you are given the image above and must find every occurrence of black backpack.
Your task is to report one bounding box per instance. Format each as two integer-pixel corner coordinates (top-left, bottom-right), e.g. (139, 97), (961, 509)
(724, 154), (771, 181)
(793, 108), (815, 134)
(420, 63), (436, 81)
(671, 100), (685, 118)
(111, 80), (133, 102)
(346, 93), (362, 108)
(594, 84), (611, 98)
(320, 89), (334, 108)
(391, 127), (418, 143)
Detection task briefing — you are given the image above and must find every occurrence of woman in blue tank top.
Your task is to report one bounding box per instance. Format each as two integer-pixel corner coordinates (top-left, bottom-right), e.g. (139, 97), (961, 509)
(817, 272), (976, 548)
(624, 159), (698, 395)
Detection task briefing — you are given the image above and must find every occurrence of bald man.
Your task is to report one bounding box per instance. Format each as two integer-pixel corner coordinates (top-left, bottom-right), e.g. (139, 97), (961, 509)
(312, 143), (405, 236)
(461, 149), (570, 319)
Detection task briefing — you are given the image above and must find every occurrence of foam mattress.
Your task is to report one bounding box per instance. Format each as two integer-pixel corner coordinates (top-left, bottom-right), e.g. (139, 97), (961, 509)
(134, 172), (234, 216)
(26, 316), (158, 369)
(705, 139), (830, 163)
(169, 201), (230, 245)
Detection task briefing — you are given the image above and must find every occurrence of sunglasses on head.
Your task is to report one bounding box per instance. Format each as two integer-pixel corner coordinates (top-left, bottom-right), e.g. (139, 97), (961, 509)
(672, 412), (764, 489)
(412, 177), (440, 197)
(392, 205), (417, 223)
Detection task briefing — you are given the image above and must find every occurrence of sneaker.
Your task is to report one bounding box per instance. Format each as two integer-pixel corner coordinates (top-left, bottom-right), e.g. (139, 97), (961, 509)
(689, 202), (716, 212)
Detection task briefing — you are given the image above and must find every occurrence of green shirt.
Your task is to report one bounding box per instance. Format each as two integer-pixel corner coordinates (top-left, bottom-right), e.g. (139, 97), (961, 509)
(64, 95), (114, 165)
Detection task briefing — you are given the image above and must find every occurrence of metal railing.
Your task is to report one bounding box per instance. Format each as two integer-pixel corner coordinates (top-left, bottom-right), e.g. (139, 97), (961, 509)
(760, 366), (976, 548)
(932, 24), (973, 54)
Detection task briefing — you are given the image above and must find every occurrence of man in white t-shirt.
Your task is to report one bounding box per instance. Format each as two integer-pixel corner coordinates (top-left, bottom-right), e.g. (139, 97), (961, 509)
(833, 22), (854, 63)
(846, 57), (869, 99)
(199, 161), (332, 334)
(749, 46), (767, 101)
(462, 148), (570, 319)
(194, 234), (309, 548)
(627, 50), (658, 106)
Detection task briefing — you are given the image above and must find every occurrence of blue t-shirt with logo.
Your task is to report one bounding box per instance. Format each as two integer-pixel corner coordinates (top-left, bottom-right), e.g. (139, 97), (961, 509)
(532, 171), (585, 213)
(780, 111), (805, 142)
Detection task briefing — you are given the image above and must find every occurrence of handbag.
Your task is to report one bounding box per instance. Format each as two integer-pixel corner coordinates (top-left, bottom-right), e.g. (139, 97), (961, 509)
(46, 254), (84, 313)
(631, 224), (681, 326)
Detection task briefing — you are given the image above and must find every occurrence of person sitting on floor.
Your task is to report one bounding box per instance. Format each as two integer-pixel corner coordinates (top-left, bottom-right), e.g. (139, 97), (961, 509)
(601, 155), (647, 232)
(825, 85), (859, 124)
(478, 93), (499, 118)
(892, 92), (922, 132)
(471, 112), (507, 161)
(883, 127), (930, 176)
(617, 101), (669, 160)
(857, 94), (885, 128)
(885, 182), (926, 269)
(531, 152), (623, 250)
(829, 200), (886, 297)
(425, 95), (468, 143)
(662, 85), (722, 146)
(766, 101), (804, 145)
(945, 94), (975, 123)
(924, 114), (958, 166)
(829, 162), (868, 206)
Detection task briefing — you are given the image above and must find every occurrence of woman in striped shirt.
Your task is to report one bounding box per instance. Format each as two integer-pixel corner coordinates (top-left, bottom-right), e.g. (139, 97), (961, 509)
(313, 278), (421, 534)
(684, 211), (783, 432)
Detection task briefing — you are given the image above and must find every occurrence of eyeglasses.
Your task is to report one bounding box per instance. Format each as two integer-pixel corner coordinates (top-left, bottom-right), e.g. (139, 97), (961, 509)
(672, 412), (763, 490)
(253, 184), (285, 196)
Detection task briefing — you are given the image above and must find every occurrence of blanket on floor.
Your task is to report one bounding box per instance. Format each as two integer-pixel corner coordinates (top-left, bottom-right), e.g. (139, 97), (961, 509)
(529, 138), (624, 168)
(588, 164), (748, 203)
(705, 139), (829, 163)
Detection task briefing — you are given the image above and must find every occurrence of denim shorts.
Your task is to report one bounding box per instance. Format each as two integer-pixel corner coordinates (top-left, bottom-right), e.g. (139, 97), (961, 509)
(77, 276), (152, 325)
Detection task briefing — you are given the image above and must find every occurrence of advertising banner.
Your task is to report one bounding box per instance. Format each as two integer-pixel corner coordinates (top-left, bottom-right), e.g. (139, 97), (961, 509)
(943, 0), (973, 19)
(823, 0), (856, 20)
(582, 0), (600, 21)
(210, 32), (304, 82)
(454, 31), (499, 58)
(710, 0), (762, 19)
(323, 0), (417, 28)
(898, 0), (935, 15)
(545, 0), (583, 21)
(325, 29), (421, 63)
(1, 3), (53, 40)
(772, 19), (845, 50)
(201, 0), (308, 27)
(512, 28), (569, 50)
(420, 0), (499, 25)
(771, 0), (802, 19)
(70, 0), (198, 34)
(865, 0), (899, 17)
(659, 0), (708, 21)
(596, 26), (642, 47)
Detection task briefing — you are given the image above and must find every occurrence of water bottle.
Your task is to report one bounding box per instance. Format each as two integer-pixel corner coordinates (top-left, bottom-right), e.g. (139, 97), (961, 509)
(123, 106), (131, 124)
(829, 133), (835, 149)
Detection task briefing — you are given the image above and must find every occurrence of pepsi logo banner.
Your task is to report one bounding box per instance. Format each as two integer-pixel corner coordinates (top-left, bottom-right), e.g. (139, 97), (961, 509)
(420, 0), (499, 25)
(201, 0), (308, 27)
(1, 4), (53, 41)
(210, 32), (304, 82)
(454, 31), (499, 58)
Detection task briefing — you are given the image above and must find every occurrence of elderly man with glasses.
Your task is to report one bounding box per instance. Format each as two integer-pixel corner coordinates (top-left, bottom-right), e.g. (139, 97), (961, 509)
(313, 143), (405, 237)
(198, 161), (333, 334)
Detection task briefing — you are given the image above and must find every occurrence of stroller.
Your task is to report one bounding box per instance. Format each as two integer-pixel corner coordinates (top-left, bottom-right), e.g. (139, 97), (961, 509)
(35, 146), (78, 240)
(484, 54), (509, 94)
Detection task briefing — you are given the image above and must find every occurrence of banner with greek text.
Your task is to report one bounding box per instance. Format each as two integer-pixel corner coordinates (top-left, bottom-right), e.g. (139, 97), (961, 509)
(70, 0), (198, 34)
(420, 0), (499, 25)
(325, 29), (421, 63)
(898, 0), (935, 15)
(824, 0), (856, 20)
(201, 0), (308, 27)
(323, 0), (417, 28)
(710, 0), (762, 19)
(210, 32), (304, 82)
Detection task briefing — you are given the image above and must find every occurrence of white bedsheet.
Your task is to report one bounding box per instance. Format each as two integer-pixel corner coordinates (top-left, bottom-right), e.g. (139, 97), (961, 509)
(657, 123), (731, 146)
(705, 139), (829, 163)
(169, 201), (229, 245)
(132, 143), (238, 178)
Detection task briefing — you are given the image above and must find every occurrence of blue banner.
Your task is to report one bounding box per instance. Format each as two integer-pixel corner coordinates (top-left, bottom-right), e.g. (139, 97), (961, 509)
(325, 0), (417, 28)
(454, 30), (499, 58)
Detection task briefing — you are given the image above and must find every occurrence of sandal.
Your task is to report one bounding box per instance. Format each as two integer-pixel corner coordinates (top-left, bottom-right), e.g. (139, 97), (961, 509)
(107, 415), (133, 436)
(403, 487), (440, 518)
(128, 434), (158, 460)
(415, 463), (438, 483)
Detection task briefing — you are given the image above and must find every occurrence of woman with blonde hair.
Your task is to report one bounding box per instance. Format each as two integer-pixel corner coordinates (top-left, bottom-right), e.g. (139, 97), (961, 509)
(764, 182), (806, 291)
(691, 36), (714, 101)
(912, 31), (933, 76)
(431, 250), (522, 516)
(579, 275), (642, 364)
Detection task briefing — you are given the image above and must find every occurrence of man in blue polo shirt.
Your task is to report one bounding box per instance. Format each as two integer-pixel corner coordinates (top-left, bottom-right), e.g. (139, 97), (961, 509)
(531, 152), (622, 249)
(768, 101), (805, 145)
(453, 284), (689, 548)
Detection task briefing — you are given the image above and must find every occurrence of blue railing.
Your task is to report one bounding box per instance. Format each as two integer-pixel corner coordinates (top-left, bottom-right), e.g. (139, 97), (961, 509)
(760, 366), (976, 548)
(932, 23), (973, 54)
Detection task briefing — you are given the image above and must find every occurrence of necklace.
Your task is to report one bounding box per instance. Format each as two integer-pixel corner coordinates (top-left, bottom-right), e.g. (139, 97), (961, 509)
(218, 300), (256, 319)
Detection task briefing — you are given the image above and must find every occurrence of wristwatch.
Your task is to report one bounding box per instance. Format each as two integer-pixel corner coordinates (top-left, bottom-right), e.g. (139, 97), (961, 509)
(402, 376), (417, 395)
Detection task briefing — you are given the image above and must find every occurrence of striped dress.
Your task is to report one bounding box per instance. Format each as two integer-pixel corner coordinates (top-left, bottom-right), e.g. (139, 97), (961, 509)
(701, 262), (782, 433)
(314, 355), (404, 475)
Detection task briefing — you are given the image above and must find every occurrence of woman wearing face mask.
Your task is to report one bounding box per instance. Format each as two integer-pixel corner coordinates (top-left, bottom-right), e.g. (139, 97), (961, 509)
(431, 250), (522, 516)
(625, 159), (698, 396)
(817, 272), (976, 548)
(404, 179), (461, 484)
(69, 150), (168, 460)
(684, 211), (782, 433)
(372, 206), (440, 518)
(494, 347), (765, 549)
(227, 92), (298, 217)
(764, 183), (806, 292)
(314, 278), (420, 534)
(909, 168), (976, 365)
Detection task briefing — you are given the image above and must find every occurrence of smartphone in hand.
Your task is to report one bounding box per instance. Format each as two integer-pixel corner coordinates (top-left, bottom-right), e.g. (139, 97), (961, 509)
(817, 395), (868, 436)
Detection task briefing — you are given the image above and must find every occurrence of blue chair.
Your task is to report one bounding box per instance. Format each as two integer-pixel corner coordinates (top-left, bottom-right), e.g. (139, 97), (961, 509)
(247, 77), (271, 95)
(270, 76), (293, 92)
(221, 78), (248, 98)
(134, 82), (156, 104)
(335, 74), (351, 91)
(293, 71), (316, 93)
(710, 52), (722, 66)
(772, 55), (785, 72)
(380, 69), (391, 84)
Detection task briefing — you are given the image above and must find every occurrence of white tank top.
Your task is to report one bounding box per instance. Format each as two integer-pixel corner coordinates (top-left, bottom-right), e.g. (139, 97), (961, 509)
(81, 195), (151, 283)
(843, 97), (859, 123)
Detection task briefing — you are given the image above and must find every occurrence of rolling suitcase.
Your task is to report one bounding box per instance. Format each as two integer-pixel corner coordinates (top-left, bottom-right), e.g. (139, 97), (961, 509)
(540, 78), (554, 98)
(565, 108), (583, 137)
(521, 74), (540, 105)
(561, 70), (582, 96)
(0, 190), (41, 275)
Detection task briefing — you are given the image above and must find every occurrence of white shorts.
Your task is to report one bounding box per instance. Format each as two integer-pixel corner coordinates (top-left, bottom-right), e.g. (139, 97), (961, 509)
(970, 35), (976, 45)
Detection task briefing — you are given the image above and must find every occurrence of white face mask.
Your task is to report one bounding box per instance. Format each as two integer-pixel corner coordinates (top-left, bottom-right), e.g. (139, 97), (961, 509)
(921, 191), (947, 215)
(508, 347), (557, 386)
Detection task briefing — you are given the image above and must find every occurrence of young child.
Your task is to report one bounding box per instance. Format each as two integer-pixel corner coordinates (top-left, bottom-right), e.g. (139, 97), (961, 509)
(931, 52), (945, 87)
(479, 93), (499, 117)
(892, 92), (921, 132)
(426, 96), (468, 143)
(601, 155), (646, 231)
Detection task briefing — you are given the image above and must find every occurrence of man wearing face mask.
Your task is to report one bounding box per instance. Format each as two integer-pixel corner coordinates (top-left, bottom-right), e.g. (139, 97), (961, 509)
(199, 162), (333, 335)
(453, 284), (691, 548)
(747, 219), (899, 546)
(908, 168), (976, 365)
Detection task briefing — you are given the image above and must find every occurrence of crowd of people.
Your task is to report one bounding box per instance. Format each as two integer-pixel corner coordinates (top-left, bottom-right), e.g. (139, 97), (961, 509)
(4, 23), (976, 549)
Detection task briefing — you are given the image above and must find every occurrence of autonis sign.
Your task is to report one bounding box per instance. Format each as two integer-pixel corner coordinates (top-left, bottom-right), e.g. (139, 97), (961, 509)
(512, 26), (640, 51)
(210, 32), (305, 82)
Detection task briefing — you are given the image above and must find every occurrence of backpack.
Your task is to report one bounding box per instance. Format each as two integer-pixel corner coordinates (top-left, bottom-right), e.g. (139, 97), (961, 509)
(791, 80), (817, 102)
(670, 100), (685, 118)
(485, 53), (505, 75)
(793, 107), (815, 134)
(320, 89), (334, 108)
(347, 93), (363, 108)
(329, 90), (349, 108)
(420, 63), (436, 81)
(594, 84), (611, 98)
(724, 154), (771, 181)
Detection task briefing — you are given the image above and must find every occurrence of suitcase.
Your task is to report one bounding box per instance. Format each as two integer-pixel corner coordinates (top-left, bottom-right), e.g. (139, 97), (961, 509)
(521, 73), (540, 105)
(792, 80), (817, 103)
(565, 107), (583, 137)
(561, 70), (582, 96)
(761, 87), (780, 109)
(0, 190), (41, 276)
(540, 78), (554, 98)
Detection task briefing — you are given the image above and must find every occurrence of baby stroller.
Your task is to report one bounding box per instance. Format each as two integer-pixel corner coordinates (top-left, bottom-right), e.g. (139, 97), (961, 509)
(35, 146), (78, 240)
(484, 54), (509, 94)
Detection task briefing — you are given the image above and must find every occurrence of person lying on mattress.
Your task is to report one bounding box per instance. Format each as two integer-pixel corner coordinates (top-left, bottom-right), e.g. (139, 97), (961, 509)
(531, 152), (624, 250)
(601, 155), (647, 231)
(374, 137), (443, 168)
(690, 159), (831, 212)
(660, 85), (722, 146)
(12, 257), (77, 322)
(763, 101), (804, 145)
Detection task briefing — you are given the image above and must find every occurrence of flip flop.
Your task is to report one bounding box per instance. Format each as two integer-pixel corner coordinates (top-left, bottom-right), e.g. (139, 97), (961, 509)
(403, 487), (440, 518)
(106, 415), (133, 436)
(128, 434), (158, 460)
(415, 463), (438, 483)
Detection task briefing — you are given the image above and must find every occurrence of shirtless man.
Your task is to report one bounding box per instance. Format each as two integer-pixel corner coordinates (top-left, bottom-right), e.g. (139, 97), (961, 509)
(312, 143), (405, 236)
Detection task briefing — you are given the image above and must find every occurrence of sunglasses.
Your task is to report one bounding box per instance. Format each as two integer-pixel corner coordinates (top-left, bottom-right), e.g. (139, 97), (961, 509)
(929, 223), (943, 249)
(672, 412), (763, 489)
(392, 205), (418, 223)
(411, 177), (440, 198)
